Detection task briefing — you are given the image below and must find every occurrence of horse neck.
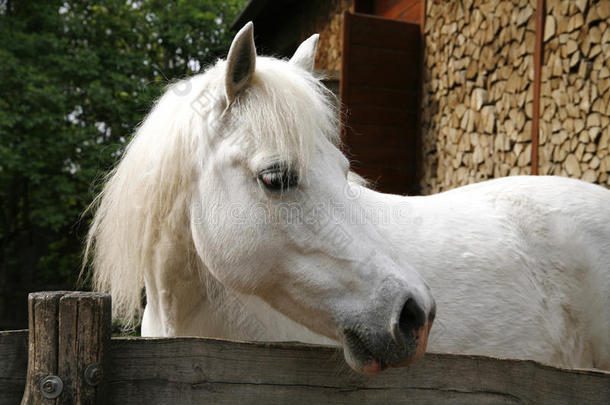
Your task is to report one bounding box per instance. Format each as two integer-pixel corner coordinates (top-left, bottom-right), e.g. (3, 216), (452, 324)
(140, 209), (207, 335)
(141, 225), (335, 344)
(140, 222), (270, 339)
(355, 185), (418, 247)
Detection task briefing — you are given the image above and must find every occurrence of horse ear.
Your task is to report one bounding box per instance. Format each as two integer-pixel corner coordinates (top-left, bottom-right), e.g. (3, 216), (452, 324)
(225, 22), (256, 104)
(289, 34), (319, 72)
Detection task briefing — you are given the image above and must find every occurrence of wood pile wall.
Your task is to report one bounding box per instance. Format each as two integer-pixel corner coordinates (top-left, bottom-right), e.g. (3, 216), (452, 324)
(539, 0), (610, 184)
(420, 0), (610, 194)
(421, 0), (537, 194)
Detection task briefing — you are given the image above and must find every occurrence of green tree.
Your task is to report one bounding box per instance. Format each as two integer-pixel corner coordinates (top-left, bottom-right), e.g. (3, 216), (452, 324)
(0, 0), (245, 328)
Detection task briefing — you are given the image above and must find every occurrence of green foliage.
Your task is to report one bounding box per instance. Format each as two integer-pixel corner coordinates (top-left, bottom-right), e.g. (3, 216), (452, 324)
(0, 0), (245, 328)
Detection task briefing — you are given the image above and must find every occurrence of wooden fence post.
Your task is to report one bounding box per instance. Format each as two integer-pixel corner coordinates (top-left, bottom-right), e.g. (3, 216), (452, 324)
(21, 291), (67, 404)
(21, 291), (111, 405)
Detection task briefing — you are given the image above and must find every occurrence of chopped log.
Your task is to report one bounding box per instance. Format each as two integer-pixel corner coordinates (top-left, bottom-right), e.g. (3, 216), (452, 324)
(544, 14), (556, 41)
(480, 106), (497, 134)
(565, 153), (582, 177)
(567, 13), (584, 33)
(471, 88), (489, 111)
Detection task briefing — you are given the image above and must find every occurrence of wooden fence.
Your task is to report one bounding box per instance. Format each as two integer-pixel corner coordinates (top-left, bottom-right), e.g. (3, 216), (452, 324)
(1, 292), (609, 404)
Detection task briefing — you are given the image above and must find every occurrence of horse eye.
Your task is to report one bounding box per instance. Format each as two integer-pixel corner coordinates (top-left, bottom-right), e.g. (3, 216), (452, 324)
(258, 166), (299, 192)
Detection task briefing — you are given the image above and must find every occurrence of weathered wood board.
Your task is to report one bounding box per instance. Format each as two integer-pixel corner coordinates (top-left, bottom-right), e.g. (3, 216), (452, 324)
(0, 329), (28, 404)
(2, 331), (608, 404)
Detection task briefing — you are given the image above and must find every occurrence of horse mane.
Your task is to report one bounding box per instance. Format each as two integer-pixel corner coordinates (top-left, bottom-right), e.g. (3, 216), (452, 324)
(84, 56), (339, 326)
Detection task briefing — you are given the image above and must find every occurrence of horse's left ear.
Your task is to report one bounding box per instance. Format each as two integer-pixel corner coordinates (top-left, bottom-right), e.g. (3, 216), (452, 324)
(225, 22), (256, 104)
(289, 34), (319, 72)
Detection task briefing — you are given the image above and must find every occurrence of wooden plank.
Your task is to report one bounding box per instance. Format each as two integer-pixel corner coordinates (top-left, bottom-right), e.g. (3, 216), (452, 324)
(339, 10), (352, 143)
(419, 0), (425, 35)
(340, 11), (421, 195)
(349, 13), (420, 49)
(531, 1), (542, 175)
(347, 105), (417, 127)
(361, 180), (418, 196)
(351, 164), (415, 186)
(349, 45), (418, 67)
(2, 332), (609, 404)
(374, 0), (422, 24)
(416, 0), (425, 194)
(106, 337), (610, 405)
(370, 182), (413, 195)
(347, 86), (418, 111)
(347, 144), (417, 166)
(0, 330), (28, 405)
(347, 125), (417, 147)
(351, 162), (413, 177)
(353, 0), (374, 14)
(348, 63), (419, 89)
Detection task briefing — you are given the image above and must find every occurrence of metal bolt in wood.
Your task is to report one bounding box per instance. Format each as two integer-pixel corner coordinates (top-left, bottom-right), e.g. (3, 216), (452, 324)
(40, 375), (63, 399)
(83, 363), (103, 387)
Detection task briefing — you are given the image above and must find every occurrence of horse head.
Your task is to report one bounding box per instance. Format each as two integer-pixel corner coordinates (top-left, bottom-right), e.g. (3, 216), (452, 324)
(188, 23), (436, 374)
(88, 22), (436, 375)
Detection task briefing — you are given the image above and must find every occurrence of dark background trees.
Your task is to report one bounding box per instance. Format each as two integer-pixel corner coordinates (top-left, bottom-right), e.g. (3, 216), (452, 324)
(0, 0), (245, 329)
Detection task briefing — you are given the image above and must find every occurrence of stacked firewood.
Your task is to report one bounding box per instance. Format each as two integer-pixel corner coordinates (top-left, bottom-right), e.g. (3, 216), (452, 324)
(421, 0), (537, 194)
(539, 0), (610, 185)
(421, 0), (610, 194)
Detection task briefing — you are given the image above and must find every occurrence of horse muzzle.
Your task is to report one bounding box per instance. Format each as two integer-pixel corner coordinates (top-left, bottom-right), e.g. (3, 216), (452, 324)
(340, 294), (436, 375)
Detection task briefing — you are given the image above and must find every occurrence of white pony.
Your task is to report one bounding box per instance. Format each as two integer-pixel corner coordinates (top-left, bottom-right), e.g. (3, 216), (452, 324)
(87, 23), (610, 373)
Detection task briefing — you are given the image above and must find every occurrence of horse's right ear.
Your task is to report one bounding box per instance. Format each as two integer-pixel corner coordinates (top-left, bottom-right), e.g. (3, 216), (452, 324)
(289, 34), (319, 72)
(225, 22), (256, 105)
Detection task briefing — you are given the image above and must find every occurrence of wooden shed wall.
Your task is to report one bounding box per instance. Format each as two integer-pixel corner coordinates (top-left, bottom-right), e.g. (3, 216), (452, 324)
(341, 13), (421, 194)
(355, 0), (423, 24)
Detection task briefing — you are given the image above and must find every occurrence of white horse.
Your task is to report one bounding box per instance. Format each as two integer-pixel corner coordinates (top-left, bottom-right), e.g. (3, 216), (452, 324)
(86, 23), (610, 373)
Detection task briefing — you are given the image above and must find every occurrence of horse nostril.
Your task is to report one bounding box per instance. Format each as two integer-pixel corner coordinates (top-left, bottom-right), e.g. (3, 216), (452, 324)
(399, 298), (426, 336)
